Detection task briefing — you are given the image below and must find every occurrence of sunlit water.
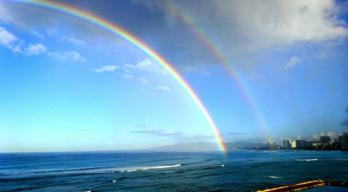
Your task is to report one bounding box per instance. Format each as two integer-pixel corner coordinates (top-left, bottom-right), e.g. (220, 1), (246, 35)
(1, 150), (348, 191)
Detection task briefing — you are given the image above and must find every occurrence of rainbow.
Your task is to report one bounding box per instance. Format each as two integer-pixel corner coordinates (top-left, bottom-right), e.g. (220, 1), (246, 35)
(165, 2), (273, 142)
(20, 0), (227, 152)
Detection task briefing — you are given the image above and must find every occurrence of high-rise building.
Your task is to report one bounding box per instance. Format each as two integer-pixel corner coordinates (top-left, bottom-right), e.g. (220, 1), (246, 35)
(340, 133), (348, 150)
(283, 140), (291, 149)
(291, 140), (306, 149)
(320, 136), (331, 144)
(305, 141), (314, 149)
(267, 142), (277, 150)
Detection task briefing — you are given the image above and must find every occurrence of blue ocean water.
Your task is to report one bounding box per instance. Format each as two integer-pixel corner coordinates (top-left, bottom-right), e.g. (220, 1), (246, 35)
(0, 150), (348, 191)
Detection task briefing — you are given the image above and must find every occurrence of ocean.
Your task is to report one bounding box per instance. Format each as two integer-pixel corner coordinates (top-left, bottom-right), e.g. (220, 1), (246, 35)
(1, 150), (348, 191)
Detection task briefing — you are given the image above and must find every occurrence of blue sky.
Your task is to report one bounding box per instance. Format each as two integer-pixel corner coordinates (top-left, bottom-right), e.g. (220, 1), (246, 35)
(0, 0), (348, 152)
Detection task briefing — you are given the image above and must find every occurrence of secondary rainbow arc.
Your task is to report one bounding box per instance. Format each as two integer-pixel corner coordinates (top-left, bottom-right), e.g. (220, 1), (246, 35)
(165, 1), (272, 142)
(21, 0), (227, 152)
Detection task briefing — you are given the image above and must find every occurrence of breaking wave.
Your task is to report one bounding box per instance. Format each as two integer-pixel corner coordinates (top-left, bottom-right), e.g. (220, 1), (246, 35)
(118, 164), (182, 173)
(296, 158), (318, 162)
(268, 175), (282, 179)
(48, 164), (183, 175)
(2, 164), (183, 180)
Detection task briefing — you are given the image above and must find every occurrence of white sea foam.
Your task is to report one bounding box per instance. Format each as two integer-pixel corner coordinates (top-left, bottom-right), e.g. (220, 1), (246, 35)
(119, 164), (182, 173)
(296, 158), (318, 162)
(36, 164), (182, 176)
(261, 150), (278, 153)
(268, 175), (282, 179)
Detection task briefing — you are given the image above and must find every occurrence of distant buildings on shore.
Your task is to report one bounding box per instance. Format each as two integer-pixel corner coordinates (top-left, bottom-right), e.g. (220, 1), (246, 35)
(281, 133), (348, 150)
(339, 133), (348, 150)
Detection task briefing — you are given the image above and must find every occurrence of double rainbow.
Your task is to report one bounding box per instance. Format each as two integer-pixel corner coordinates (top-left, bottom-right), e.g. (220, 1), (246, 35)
(21, 0), (227, 152)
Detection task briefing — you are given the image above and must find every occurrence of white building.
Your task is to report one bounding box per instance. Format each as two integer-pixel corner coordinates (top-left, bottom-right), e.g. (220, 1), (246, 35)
(291, 140), (306, 149)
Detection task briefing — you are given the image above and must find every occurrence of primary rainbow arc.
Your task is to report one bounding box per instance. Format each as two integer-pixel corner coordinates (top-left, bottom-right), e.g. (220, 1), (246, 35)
(21, 0), (227, 152)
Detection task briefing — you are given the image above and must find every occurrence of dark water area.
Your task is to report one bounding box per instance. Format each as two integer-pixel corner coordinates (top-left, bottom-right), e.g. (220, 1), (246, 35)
(1, 150), (348, 191)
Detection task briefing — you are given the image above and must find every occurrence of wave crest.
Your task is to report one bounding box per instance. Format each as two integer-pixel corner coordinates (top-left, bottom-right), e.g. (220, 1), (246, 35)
(119, 164), (182, 173)
(296, 158), (318, 162)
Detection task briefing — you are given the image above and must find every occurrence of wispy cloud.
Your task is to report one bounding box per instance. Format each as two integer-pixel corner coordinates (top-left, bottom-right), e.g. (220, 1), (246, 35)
(23, 43), (47, 55)
(131, 130), (182, 138)
(93, 65), (119, 73)
(61, 36), (86, 46)
(155, 85), (170, 91)
(131, 129), (213, 141)
(48, 51), (87, 63)
(122, 73), (135, 79)
(124, 58), (167, 74)
(137, 77), (148, 84)
(0, 26), (47, 55)
(0, 26), (21, 53)
(229, 132), (246, 135)
(117, 58), (167, 85)
(0, 26), (87, 62)
(283, 56), (301, 70)
(120, 73), (148, 84)
(29, 31), (45, 40)
(0, 26), (17, 45)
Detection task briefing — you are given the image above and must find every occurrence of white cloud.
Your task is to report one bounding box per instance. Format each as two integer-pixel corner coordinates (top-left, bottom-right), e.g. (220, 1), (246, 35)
(155, 85), (170, 91)
(121, 73), (148, 84)
(0, 26), (21, 52)
(61, 36), (86, 46)
(283, 56), (301, 70)
(48, 51), (87, 63)
(0, 26), (17, 45)
(93, 65), (119, 73)
(220, 1), (346, 43)
(24, 43), (47, 55)
(159, 0), (348, 48)
(118, 58), (169, 85)
(124, 58), (166, 74)
(0, 26), (47, 55)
